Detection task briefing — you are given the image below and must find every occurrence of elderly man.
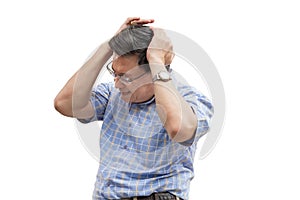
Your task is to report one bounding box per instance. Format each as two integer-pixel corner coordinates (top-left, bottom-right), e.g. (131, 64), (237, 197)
(54, 17), (213, 200)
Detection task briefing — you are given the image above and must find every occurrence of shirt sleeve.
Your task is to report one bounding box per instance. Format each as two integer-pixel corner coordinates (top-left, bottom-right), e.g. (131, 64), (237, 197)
(180, 86), (214, 146)
(77, 82), (113, 123)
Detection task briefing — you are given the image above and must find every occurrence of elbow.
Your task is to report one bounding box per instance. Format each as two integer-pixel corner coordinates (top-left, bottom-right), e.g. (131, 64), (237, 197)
(168, 124), (181, 140)
(54, 97), (63, 114)
(168, 117), (197, 143)
(54, 97), (62, 113)
(54, 95), (93, 118)
(54, 96), (72, 117)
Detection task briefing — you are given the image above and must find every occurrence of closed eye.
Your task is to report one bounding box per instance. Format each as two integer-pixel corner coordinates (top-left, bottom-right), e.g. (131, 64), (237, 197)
(111, 66), (125, 77)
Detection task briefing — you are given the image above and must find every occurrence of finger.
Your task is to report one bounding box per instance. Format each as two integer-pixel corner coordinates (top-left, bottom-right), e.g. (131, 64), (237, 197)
(125, 17), (140, 24)
(136, 19), (154, 24)
(131, 19), (154, 25)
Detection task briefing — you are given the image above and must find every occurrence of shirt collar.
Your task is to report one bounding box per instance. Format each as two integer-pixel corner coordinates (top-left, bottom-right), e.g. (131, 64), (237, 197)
(131, 95), (155, 106)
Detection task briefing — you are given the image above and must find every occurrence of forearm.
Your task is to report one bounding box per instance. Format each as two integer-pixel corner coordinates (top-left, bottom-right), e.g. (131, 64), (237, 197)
(54, 41), (112, 117)
(73, 42), (112, 108)
(150, 63), (197, 142)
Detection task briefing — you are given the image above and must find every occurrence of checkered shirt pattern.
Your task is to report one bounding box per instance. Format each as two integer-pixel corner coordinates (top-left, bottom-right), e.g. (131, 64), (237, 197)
(78, 70), (213, 200)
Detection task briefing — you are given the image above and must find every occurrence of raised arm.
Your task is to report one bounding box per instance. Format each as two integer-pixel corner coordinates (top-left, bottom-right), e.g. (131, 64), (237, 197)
(147, 28), (198, 143)
(54, 42), (112, 118)
(54, 17), (155, 119)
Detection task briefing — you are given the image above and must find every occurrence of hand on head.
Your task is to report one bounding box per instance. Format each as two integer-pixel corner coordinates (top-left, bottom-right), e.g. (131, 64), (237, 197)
(115, 17), (155, 35)
(114, 17), (174, 66)
(147, 28), (174, 66)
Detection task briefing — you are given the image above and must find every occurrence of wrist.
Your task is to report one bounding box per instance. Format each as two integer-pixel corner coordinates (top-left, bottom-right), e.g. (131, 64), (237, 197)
(147, 55), (164, 64)
(149, 62), (166, 76)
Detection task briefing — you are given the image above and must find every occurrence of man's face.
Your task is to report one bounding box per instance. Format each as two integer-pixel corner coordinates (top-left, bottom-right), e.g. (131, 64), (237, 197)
(111, 55), (154, 103)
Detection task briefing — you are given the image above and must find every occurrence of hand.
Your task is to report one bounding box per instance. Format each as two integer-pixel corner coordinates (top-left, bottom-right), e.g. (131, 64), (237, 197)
(147, 28), (174, 65)
(115, 17), (155, 35)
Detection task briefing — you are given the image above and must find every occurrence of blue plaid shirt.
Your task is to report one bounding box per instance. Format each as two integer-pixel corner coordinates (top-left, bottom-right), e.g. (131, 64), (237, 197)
(79, 70), (213, 200)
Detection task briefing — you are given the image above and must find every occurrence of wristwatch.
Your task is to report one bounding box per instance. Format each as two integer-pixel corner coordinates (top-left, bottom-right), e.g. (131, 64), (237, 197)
(152, 71), (172, 82)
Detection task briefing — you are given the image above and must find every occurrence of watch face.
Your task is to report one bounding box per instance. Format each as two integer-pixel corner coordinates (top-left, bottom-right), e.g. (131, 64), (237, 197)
(159, 71), (170, 80)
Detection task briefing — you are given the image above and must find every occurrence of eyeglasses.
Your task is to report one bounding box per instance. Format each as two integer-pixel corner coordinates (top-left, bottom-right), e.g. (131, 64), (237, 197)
(106, 60), (149, 84)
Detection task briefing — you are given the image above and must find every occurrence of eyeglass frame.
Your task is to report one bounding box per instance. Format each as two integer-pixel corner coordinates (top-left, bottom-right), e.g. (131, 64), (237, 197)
(105, 60), (151, 84)
(106, 59), (171, 84)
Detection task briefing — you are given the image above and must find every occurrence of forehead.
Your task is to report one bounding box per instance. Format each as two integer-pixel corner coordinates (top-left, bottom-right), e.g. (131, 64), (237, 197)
(112, 54), (140, 74)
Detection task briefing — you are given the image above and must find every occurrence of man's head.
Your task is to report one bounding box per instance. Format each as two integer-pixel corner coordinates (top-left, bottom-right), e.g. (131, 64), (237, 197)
(109, 25), (153, 67)
(108, 25), (154, 103)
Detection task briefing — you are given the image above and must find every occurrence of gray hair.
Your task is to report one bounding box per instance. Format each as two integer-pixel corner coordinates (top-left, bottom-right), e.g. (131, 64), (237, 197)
(108, 25), (154, 70)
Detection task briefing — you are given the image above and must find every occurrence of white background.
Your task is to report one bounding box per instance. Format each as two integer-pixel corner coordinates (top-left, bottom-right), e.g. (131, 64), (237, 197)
(1, 0), (299, 199)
